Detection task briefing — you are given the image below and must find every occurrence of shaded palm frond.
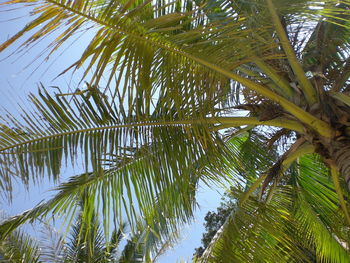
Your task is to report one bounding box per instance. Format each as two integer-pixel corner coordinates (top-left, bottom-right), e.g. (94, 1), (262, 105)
(0, 228), (42, 263)
(197, 151), (350, 263)
(199, 186), (309, 263)
(37, 223), (66, 263)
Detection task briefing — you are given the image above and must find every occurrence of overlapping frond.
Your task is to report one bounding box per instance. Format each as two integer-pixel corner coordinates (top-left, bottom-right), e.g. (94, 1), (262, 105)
(0, 82), (308, 246)
(0, 0), (272, 100)
(196, 135), (303, 262)
(291, 155), (350, 262)
(197, 150), (350, 263)
(2, 0), (350, 261)
(36, 223), (65, 263)
(0, 202), (170, 263)
(199, 187), (309, 263)
(62, 198), (123, 263)
(2, 0), (342, 136)
(0, 0), (291, 105)
(0, 86), (210, 184)
(0, 86), (244, 243)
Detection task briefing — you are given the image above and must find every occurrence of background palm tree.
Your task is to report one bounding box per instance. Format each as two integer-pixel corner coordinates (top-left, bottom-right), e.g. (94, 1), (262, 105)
(0, 201), (167, 263)
(1, 0), (350, 261)
(0, 228), (42, 263)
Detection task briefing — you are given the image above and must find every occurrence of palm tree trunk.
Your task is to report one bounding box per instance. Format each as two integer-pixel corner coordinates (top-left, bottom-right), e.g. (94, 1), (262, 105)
(330, 140), (350, 191)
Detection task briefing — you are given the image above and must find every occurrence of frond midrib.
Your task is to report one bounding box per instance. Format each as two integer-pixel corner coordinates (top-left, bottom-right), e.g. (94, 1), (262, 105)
(0, 119), (193, 153)
(0, 116), (305, 153)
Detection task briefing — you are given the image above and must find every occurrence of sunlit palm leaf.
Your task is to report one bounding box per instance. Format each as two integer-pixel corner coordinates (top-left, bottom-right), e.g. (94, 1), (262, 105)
(0, 0), (265, 102)
(199, 187), (309, 263)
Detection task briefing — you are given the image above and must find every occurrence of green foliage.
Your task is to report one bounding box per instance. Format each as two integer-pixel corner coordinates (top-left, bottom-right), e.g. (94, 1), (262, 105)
(0, 201), (168, 262)
(196, 152), (350, 263)
(0, 87), (233, 239)
(1, 0), (350, 262)
(0, 229), (42, 263)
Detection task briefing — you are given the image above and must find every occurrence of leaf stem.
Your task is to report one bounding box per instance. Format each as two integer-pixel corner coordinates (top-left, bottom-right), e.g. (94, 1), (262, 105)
(0, 117), (304, 153)
(266, 0), (317, 105)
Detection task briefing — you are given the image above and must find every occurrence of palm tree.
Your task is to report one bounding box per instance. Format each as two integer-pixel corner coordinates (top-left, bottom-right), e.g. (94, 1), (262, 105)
(47, 206), (158, 263)
(1, 0), (350, 261)
(0, 200), (168, 263)
(0, 228), (42, 263)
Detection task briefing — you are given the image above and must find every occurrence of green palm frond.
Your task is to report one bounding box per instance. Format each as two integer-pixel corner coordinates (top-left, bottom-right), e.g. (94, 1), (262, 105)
(0, 227), (42, 263)
(117, 230), (145, 263)
(294, 195), (349, 263)
(0, 83), (304, 238)
(292, 155), (350, 262)
(195, 135), (298, 262)
(61, 197), (175, 263)
(196, 150), (350, 263)
(0, 202), (166, 263)
(0, 0), (266, 103)
(0, 86), (238, 241)
(3, 0), (350, 261)
(1, 0), (340, 135)
(36, 223), (65, 263)
(63, 201), (110, 263)
(198, 186), (308, 263)
(0, 86), (217, 187)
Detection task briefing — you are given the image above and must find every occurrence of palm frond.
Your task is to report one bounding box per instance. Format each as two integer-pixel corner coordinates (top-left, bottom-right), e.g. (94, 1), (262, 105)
(197, 150), (350, 262)
(0, 89), (237, 246)
(1, 0), (340, 135)
(293, 155), (350, 262)
(2, 1), (350, 262)
(0, 83), (307, 239)
(0, 227), (42, 263)
(0, 86), (218, 189)
(199, 186), (310, 263)
(37, 223), (65, 263)
(63, 202), (107, 263)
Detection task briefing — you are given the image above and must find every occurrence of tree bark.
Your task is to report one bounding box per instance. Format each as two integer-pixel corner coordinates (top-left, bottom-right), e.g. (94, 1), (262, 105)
(330, 141), (350, 191)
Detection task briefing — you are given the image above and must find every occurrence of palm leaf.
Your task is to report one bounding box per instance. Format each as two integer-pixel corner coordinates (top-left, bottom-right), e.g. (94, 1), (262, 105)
(0, 227), (42, 263)
(36, 223), (65, 263)
(0, 87), (236, 245)
(0, 83), (305, 238)
(197, 150), (350, 262)
(293, 155), (350, 262)
(0, 0), (337, 136)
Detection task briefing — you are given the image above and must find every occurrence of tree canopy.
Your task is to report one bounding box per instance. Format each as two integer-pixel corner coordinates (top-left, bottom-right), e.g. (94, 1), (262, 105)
(1, 0), (350, 261)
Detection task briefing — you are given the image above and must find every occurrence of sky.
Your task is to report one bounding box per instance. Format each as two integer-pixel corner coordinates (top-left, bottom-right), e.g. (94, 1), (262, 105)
(0, 2), (226, 262)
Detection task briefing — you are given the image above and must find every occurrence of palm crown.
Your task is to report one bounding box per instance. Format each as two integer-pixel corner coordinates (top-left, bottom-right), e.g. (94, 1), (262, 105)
(0, 201), (164, 263)
(1, 0), (350, 261)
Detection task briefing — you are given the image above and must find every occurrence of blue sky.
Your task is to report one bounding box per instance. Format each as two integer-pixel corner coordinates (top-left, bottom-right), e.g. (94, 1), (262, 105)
(0, 2), (225, 261)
